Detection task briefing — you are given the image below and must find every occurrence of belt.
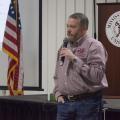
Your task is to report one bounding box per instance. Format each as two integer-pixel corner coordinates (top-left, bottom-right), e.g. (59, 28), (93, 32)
(63, 90), (102, 102)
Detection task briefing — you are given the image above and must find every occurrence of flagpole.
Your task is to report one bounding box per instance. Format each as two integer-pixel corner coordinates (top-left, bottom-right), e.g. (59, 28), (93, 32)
(47, 0), (50, 101)
(47, 84), (50, 101)
(47, 69), (50, 101)
(16, 0), (18, 29)
(93, 0), (96, 39)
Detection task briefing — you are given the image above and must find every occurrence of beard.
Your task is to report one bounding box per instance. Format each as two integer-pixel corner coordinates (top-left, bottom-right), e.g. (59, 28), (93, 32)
(67, 32), (80, 42)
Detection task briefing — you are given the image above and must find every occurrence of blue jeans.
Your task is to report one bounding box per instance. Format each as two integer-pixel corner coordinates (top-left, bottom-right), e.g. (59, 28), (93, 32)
(57, 93), (102, 120)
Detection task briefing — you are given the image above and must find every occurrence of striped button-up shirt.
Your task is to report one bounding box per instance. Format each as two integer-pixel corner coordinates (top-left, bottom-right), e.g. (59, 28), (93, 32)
(53, 34), (108, 98)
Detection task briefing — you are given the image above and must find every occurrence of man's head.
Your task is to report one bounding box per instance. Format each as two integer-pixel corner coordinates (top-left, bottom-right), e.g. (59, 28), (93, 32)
(67, 13), (89, 42)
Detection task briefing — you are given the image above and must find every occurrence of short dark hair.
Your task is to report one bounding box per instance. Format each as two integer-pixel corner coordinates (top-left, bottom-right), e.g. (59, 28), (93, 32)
(69, 13), (89, 30)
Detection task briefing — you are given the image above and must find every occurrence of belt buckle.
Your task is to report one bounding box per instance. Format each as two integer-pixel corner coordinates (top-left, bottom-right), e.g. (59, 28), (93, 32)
(68, 95), (74, 100)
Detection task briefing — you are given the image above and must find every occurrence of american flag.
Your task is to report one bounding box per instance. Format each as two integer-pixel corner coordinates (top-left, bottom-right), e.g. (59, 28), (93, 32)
(2, 0), (24, 95)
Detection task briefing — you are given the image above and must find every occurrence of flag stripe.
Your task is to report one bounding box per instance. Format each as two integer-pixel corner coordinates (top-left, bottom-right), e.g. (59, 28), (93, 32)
(8, 58), (16, 71)
(6, 21), (16, 33)
(3, 37), (18, 53)
(4, 32), (17, 45)
(3, 43), (18, 59)
(7, 15), (16, 26)
(5, 26), (17, 39)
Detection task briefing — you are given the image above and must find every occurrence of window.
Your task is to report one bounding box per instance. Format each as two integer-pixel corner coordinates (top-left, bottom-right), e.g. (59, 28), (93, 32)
(0, 0), (10, 50)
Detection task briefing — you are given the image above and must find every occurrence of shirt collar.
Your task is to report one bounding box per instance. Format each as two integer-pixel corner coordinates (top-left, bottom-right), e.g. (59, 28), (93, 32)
(69, 34), (89, 47)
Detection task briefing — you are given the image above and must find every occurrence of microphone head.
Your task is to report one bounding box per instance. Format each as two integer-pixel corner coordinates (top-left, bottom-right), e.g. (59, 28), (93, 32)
(60, 37), (69, 66)
(63, 37), (68, 48)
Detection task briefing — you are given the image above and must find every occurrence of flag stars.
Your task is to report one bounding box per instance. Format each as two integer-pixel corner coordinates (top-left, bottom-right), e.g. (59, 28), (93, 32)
(10, 6), (13, 10)
(18, 24), (21, 28)
(11, 11), (15, 14)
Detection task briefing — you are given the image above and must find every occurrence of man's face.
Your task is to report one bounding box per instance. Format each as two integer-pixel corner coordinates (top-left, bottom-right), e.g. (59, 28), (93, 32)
(67, 18), (82, 42)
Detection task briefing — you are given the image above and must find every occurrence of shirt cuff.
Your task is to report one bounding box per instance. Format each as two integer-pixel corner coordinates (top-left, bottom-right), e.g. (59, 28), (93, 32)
(55, 91), (62, 100)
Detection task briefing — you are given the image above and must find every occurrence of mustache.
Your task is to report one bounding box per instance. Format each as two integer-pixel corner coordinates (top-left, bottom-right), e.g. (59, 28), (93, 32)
(67, 31), (73, 36)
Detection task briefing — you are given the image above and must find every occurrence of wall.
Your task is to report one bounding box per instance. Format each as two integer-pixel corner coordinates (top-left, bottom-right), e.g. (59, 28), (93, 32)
(0, 0), (120, 95)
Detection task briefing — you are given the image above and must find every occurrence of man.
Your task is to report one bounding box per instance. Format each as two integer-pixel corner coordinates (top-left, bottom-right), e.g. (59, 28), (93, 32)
(53, 13), (108, 120)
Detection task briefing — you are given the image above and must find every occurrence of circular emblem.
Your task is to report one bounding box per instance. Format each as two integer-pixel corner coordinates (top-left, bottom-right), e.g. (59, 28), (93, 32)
(105, 11), (120, 47)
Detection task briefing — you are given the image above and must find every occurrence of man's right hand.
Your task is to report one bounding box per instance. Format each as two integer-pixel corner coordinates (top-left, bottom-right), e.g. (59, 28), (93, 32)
(57, 96), (65, 103)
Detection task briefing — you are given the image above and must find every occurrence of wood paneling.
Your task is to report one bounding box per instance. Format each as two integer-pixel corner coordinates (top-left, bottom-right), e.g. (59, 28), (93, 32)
(98, 3), (120, 97)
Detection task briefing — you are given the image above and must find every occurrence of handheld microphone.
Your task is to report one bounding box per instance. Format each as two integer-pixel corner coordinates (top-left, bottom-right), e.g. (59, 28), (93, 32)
(60, 38), (68, 65)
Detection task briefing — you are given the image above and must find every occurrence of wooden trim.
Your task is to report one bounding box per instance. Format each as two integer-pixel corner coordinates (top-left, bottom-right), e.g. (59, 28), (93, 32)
(97, 3), (120, 5)
(103, 96), (120, 99)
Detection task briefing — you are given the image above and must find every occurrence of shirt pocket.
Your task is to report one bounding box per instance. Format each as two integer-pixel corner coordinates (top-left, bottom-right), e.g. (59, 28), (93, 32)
(75, 49), (88, 62)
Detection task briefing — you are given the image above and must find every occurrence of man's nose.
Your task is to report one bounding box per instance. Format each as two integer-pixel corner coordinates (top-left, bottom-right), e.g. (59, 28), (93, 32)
(67, 30), (71, 35)
(67, 27), (71, 32)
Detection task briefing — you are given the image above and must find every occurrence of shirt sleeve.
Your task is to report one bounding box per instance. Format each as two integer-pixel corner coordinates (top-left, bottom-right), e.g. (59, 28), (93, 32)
(53, 51), (62, 99)
(72, 43), (108, 85)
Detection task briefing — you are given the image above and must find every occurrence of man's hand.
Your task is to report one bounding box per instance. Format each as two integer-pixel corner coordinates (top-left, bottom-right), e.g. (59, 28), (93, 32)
(60, 48), (76, 61)
(57, 96), (65, 103)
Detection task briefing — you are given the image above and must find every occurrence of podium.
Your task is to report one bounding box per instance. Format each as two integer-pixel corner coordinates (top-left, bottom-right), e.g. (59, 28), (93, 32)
(98, 3), (120, 98)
